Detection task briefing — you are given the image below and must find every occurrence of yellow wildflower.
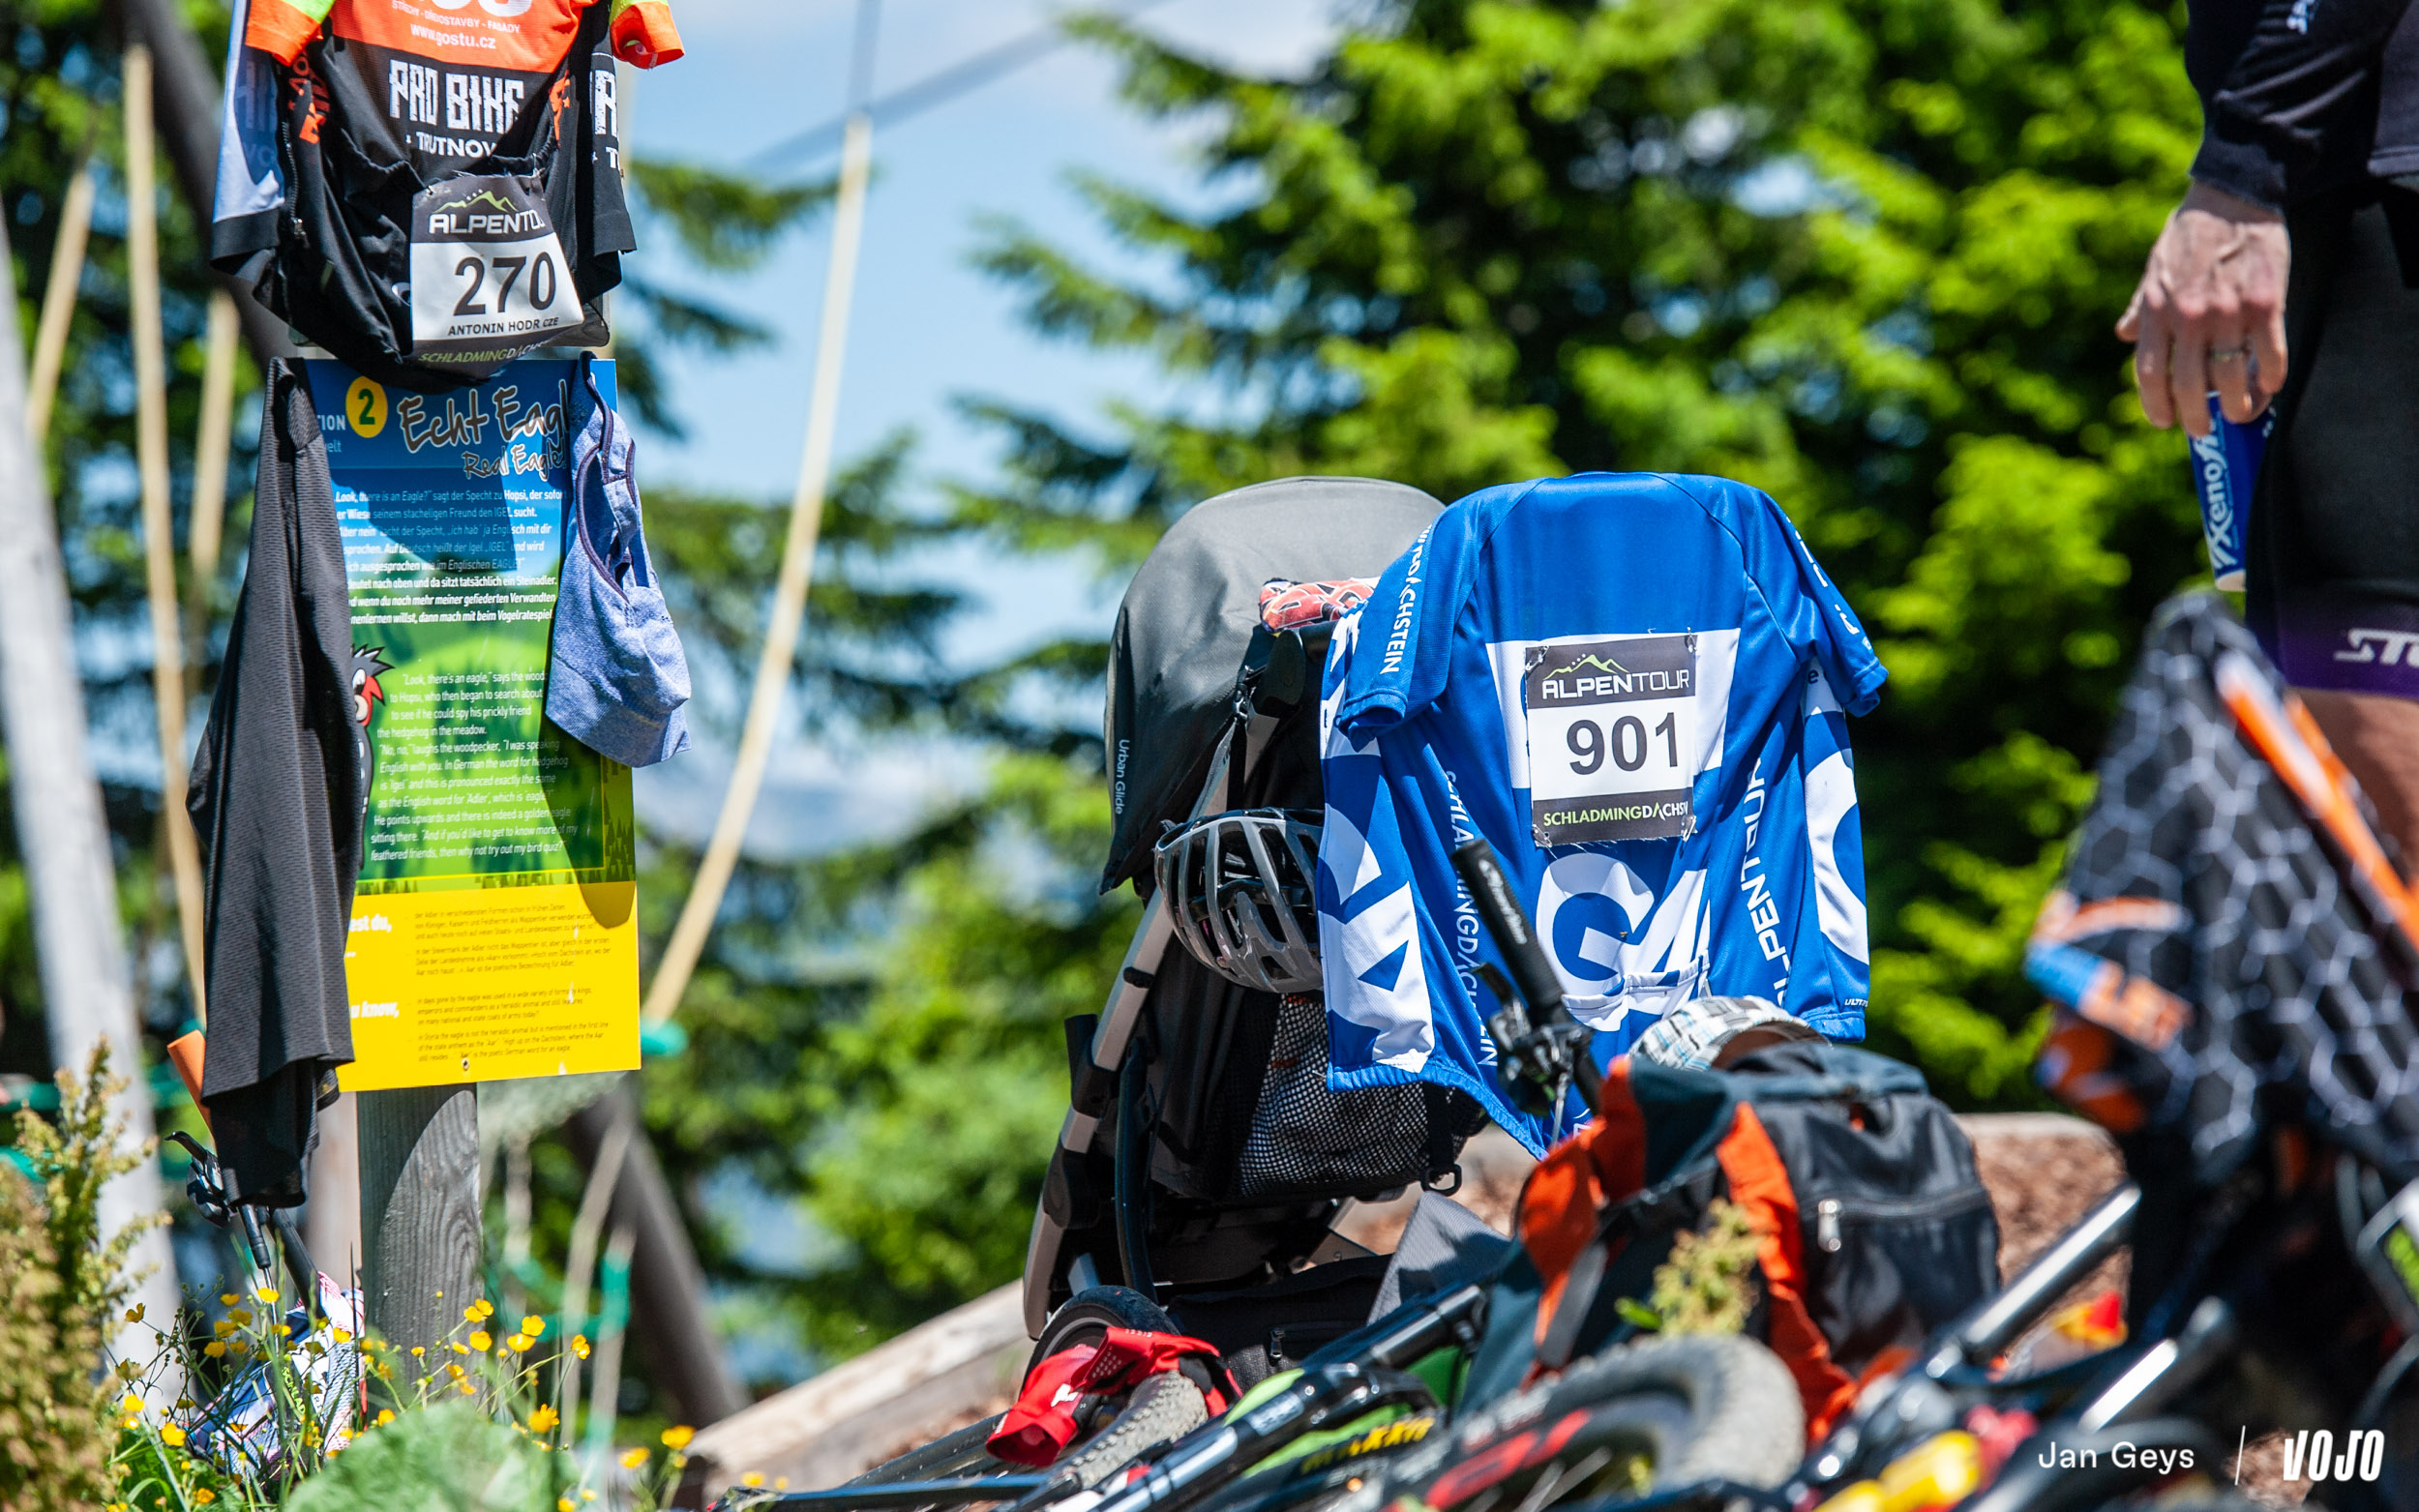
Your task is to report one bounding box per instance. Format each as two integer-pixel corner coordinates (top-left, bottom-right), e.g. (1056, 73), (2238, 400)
(119, 1395), (143, 1417)
(202, 1341), (226, 1359)
(160, 1425), (187, 1448)
(124, 1304), (144, 1323)
(446, 1363), (465, 1380)
(742, 1472), (764, 1488)
(228, 1309), (253, 1326)
(253, 1287), (279, 1304)
(572, 1335), (591, 1360)
(505, 1333), (530, 1353)
(219, 1292), (240, 1306)
(274, 1324), (292, 1339)
(228, 1340), (253, 1357)
(193, 1492), (216, 1506)
(452, 1343), (471, 1355)
(331, 1327), (353, 1345)
(468, 1331), (492, 1351)
(522, 1315), (546, 1337)
(376, 1409), (397, 1426)
(411, 1346), (426, 1357)
(619, 1447), (648, 1469)
(463, 1304), (486, 1322)
(582, 1492), (597, 1502)
(528, 1405), (559, 1434)
(469, 1298), (494, 1319)
(214, 1319), (237, 1338)
(559, 1501), (575, 1512)
(776, 1480), (790, 1491)
(661, 1426), (695, 1450)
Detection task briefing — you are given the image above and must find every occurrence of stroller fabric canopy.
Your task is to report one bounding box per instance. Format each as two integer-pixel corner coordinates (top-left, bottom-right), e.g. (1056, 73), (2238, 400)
(1101, 475), (1442, 893)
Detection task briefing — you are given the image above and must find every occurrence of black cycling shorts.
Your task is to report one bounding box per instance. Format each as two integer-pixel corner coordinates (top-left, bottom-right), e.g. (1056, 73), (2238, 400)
(2246, 184), (2419, 696)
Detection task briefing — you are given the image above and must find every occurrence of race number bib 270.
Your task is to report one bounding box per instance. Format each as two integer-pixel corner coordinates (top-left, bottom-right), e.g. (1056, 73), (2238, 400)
(1524, 634), (1700, 845)
(409, 174), (584, 365)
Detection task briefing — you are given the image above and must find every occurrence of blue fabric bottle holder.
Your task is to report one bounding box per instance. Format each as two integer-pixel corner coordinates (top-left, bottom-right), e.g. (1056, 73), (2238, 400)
(547, 355), (694, 767)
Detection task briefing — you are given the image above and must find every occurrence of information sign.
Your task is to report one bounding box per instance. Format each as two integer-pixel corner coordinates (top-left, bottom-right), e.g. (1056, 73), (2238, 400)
(310, 357), (640, 1091)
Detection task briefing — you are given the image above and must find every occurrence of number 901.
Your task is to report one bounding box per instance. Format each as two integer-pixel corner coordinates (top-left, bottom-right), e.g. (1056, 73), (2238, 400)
(1568, 712), (1678, 775)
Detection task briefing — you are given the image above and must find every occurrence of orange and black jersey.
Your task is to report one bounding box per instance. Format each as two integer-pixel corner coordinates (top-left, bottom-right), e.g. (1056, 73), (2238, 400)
(244, 0), (678, 176)
(215, 0), (680, 389)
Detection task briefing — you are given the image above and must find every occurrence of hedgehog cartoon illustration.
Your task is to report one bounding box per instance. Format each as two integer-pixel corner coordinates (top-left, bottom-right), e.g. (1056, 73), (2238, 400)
(351, 644), (393, 803)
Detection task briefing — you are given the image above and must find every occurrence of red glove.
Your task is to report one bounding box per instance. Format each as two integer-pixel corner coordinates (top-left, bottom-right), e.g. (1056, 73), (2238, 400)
(988, 1328), (1230, 1468)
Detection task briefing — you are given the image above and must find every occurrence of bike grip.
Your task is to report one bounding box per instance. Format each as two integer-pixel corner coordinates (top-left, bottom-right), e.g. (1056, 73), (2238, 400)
(166, 1031), (210, 1130)
(1449, 839), (1564, 1015)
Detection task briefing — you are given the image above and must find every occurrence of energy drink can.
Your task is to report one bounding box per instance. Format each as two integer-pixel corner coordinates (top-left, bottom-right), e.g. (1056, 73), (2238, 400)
(2188, 391), (2272, 592)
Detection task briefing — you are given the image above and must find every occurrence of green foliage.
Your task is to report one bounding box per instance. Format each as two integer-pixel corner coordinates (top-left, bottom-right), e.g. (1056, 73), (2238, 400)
(1648, 1198), (1762, 1336)
(0, 1160), (109, 1509)
(279, 1403), (551, 1512)
(633, 754), (1135, 1359)
(0, 1044), (152, 1511)
(613, 160), (834, 437)
(959, 0), (2212, 1107)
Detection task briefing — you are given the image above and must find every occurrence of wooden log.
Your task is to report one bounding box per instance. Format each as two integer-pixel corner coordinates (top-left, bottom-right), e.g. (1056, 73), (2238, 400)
(685, 1285), (1027, 1498)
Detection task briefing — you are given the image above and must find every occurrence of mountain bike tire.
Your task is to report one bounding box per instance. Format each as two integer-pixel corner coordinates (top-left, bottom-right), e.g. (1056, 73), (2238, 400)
(1340, 1335), (1802, 1512)
(1028, 1286), (1185, 1376)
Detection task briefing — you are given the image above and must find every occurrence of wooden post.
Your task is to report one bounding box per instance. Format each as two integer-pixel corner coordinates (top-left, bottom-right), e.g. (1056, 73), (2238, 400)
(123, 45), (210, 1018)
(357, 1085), (482, 1365)
(25, 154), (94, 445)
(187, 290), (241, 587)
(116, 0), (292, 367)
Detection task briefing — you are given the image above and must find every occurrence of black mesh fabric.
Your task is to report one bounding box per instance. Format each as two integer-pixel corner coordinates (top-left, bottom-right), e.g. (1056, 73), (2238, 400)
(1148, 957), (1476, 1202)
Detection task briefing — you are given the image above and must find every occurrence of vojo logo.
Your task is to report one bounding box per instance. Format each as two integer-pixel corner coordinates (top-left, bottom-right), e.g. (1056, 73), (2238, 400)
(2190, 429), (2241, 578)
(2277, 1429), (2386, 1484)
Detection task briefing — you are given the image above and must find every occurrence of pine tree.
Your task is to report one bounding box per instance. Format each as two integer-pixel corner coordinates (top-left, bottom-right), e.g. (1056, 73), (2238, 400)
(955, 0), (2209, 1105)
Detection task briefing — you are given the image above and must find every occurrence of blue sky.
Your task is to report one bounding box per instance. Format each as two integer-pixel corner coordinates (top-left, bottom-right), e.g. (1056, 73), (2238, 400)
(621, 0), (1341, 856)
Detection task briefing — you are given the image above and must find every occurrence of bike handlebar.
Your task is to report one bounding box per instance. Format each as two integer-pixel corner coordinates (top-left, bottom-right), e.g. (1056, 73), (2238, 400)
(1450, 838), (1564, 1018)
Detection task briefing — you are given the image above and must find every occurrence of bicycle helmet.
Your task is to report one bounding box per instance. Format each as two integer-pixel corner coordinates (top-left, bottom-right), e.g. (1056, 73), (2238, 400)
(1155, 809), (1323, 993)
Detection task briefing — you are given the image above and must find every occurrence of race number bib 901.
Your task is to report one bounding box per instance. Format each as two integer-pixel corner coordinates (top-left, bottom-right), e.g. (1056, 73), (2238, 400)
(409, 175), (584, 363)
(1524, 634), (1700, 845)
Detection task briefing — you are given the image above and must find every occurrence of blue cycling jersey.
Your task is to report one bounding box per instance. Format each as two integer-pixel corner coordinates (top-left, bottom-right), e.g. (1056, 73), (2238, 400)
(1315, 473), (1887, 1151)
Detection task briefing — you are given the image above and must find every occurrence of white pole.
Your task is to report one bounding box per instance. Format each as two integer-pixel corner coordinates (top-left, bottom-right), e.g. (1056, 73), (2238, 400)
(124, 45), (210, 1021)
(642, 2), (881, 1026)
(0, 159), (183, 1399)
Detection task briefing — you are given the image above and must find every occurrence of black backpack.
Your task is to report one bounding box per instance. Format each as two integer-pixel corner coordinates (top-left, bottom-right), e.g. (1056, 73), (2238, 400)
(1466, 1042), (1998, 1442)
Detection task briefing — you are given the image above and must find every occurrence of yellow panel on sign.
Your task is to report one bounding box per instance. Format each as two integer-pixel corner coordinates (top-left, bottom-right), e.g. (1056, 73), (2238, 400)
(337, 880), (640, 1091)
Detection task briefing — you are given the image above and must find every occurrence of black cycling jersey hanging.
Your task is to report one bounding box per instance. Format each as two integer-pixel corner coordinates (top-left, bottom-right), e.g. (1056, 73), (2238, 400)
(215, 0), (683, 391)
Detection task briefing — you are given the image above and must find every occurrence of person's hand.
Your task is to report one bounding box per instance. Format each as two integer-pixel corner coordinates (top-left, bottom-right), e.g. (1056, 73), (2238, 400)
(2116, 181), (2290, 436)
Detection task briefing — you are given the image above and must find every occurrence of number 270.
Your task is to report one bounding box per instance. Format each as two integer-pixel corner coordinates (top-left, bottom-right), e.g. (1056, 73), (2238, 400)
(452, 252), (558, 316)
(1568, 713), (1678, 775)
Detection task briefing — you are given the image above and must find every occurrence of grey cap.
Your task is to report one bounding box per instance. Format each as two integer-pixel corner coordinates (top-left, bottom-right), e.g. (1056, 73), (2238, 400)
(1631, 995), (1825, 1071)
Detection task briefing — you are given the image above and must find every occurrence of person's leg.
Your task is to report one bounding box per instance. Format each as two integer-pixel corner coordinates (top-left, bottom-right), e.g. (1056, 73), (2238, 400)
(2248, 187), (2419, 864)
